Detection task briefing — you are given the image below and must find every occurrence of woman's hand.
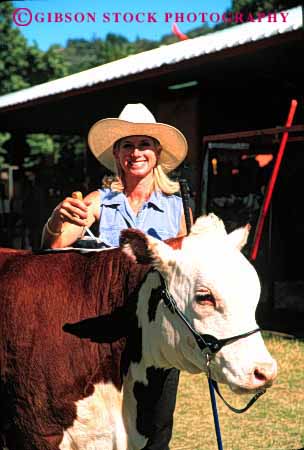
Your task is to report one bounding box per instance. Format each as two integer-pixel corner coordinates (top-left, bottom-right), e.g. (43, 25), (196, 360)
(41, 190), (99, 249)
(50, 195), (92, 230)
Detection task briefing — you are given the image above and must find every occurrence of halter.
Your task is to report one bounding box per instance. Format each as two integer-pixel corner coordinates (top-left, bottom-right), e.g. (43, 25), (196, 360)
(159, 276), (266, 413)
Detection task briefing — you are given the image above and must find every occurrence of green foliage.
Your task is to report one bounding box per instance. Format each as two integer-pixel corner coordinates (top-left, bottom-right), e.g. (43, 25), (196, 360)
(207, 0), (303, 32)
(0, 133), (10, 166)
(63, 33), (159, 74)
(3, 0), (300, 170)
(23, 134), (60, 168)
(25, 44), (68, 87)
(0, 1), (69, 168)
(231, 0), (301, 14)
(0, 1), (214, 170)
(62, 26), (215, 75)
(62, 26), (214, 75)
(0, 2), (30, 94)
(0, 2), (68, 95)
(158, 24), (212, 45)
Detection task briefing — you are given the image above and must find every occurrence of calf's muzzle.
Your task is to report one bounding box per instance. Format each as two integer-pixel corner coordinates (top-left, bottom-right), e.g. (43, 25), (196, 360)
(252, 360), (278, 388)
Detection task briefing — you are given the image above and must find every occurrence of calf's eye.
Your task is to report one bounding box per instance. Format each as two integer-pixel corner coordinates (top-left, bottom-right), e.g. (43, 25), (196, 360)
(195, 293), (215, 306)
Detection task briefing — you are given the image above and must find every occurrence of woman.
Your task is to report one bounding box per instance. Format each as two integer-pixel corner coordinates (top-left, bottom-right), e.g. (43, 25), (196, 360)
(41, 103), (189, 249)
(41, 103), (190, 450)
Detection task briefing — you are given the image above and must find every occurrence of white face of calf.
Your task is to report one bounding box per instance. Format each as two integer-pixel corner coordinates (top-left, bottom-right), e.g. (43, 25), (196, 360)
(122, 214), (277, 394)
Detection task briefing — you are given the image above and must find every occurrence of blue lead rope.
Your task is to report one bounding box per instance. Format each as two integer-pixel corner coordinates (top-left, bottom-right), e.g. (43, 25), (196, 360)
(179, 178), (224, 449)
(208, 377), (224, 450)
(178, 178), (264, 449)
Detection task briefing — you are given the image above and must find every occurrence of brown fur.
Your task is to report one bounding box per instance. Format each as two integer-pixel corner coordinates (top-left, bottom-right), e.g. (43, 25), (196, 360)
(0, 248), (149, 450)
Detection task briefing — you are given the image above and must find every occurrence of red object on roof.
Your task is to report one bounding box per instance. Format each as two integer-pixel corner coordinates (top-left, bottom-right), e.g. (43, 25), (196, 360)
(172, 23), (189, 41)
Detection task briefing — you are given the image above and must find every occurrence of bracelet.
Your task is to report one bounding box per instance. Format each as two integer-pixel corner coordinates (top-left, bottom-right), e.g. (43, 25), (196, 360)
(46, 218), (63, 236)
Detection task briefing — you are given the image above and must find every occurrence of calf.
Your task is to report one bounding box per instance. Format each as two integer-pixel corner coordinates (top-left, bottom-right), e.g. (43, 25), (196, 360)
(0, 214), (277, 450)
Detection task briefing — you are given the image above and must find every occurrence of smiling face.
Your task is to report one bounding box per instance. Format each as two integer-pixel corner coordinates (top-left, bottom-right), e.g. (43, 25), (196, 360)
(113, 135), (161, 180)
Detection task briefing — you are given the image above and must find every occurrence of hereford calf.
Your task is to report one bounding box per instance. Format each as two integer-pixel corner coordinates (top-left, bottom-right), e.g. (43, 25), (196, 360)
(0, 214), (277, 450)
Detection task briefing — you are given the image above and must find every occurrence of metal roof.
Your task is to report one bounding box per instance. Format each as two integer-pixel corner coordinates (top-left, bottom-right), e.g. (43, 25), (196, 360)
(0, 6), (302, 110)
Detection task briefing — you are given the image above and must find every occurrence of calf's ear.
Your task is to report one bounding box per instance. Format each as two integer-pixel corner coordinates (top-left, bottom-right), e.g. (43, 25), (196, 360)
(120, 229), (176, 271)
(120, 229), (153, 264)
(227, 223), (251, 251)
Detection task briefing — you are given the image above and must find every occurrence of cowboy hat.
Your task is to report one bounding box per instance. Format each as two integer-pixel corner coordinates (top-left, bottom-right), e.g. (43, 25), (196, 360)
(88, 103), (188, 173)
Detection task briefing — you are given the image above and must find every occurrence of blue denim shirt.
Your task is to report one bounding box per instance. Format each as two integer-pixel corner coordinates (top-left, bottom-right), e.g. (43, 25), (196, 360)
(98, 188), (183, 247)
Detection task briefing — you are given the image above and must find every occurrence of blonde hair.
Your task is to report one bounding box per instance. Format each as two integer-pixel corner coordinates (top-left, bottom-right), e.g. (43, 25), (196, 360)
(102, 163), (180, 195)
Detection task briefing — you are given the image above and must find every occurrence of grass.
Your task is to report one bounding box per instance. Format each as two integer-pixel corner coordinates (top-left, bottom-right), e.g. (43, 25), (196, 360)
(171, 334), (304, 450)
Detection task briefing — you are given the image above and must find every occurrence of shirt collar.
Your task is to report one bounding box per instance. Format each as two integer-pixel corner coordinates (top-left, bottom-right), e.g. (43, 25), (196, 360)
(101, 189), (165, 212)
(101, 190), (125, 206)
(147, 190), (165, 212)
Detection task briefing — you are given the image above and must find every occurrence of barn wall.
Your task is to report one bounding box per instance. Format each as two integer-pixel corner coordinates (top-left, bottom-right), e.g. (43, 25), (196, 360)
(155, 93), (201, 196)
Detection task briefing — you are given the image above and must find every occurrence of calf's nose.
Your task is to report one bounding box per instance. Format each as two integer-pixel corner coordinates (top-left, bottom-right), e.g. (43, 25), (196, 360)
(252, 360), (277, 387)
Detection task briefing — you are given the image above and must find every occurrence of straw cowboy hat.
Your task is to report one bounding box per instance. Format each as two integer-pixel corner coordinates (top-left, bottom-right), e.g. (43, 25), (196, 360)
(88, 103), (188, 173)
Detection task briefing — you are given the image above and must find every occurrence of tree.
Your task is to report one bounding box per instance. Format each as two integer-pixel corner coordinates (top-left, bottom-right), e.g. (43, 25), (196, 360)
(230, 0), (301, 14)
(0, 1), (31, 95)
(0, 2), (68, 95)
(63, 34), (158, 75)
(0, 1), (69, 167)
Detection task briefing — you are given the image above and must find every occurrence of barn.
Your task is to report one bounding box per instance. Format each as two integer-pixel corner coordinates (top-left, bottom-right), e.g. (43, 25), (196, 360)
(0, 5), (303, 334)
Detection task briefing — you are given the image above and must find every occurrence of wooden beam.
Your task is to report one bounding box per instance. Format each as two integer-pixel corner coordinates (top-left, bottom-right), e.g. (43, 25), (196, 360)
(202, 125), (304, 143)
